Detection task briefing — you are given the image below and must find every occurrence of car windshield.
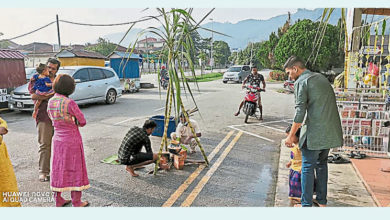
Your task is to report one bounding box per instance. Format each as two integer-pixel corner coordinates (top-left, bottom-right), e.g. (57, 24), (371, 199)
(25, 69), (37, 79)
(227, 67), (242, 72)
(57, 69), (76, 76)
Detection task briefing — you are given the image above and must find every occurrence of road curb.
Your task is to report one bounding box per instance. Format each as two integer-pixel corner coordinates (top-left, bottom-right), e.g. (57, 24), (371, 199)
(0, 108), (11, 114)
(274, 139), (290, 207)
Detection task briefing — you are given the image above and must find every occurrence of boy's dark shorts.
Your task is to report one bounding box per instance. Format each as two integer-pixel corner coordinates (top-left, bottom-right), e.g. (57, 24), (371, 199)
(121, 152), (154, 165)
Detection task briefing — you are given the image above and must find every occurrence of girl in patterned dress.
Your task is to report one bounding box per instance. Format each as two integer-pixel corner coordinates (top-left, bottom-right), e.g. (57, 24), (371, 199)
(285, 124), (302, 205)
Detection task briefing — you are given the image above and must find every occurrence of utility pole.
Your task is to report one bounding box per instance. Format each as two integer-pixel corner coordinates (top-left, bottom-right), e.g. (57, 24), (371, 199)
(146, 36), (149, 72)
(210, 18), (214, 72)
(250, 42), (254, 67)
(33, 43), (36, 67)
(56, 14), (61, 51)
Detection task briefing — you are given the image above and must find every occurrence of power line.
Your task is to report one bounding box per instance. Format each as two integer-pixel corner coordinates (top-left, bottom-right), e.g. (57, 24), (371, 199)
(0, 12), (171, 45)
(0, 21), (56, 42)
(59, 15), (163, 27)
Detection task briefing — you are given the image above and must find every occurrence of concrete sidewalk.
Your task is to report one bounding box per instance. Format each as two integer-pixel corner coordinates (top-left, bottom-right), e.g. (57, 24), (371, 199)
(274, 140), (376, 207)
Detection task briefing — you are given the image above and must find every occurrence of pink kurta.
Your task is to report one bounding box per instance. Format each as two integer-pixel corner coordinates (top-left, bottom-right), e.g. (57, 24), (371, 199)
(47, 94), (90, 192)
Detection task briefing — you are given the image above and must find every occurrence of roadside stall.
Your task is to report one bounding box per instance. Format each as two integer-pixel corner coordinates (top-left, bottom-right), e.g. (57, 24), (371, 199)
(336, 9), (390, 159)
(0, 49), (26, 109)
(107, 51), (142, 92)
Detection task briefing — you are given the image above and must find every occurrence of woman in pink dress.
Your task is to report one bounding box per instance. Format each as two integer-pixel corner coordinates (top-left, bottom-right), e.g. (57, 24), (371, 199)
(47, 74), (90, 207)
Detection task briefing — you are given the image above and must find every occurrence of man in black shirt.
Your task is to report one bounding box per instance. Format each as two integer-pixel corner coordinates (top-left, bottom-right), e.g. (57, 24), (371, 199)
(234, 66), (266, 119)
(118, 120), (158, 177)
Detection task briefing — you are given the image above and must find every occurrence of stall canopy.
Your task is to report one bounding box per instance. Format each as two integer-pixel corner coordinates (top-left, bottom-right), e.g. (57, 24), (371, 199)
(56, 49), (106, 67)
(107, 51), (142, 79)
(0, 49), (26, 88)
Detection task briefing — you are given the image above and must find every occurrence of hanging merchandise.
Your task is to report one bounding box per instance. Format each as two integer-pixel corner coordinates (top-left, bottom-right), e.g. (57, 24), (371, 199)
(379, 20), (386, 89)
(373, 24), (379, 61)
(364, 74), (373, 85)
(369, 62), (379, 76)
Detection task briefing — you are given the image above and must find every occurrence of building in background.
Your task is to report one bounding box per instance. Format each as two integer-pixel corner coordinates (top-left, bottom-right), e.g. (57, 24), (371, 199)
(0, 49), (26, 108)
(136, 37), (165, 53)
(56, 49), (106, 67)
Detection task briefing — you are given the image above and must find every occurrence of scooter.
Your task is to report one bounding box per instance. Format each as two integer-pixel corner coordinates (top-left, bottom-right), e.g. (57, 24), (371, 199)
(242, 84), (265, 123)
(161, 76), (169, 90)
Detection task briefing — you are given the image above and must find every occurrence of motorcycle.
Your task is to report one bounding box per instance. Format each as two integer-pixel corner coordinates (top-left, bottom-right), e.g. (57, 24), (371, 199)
(242, 84), (265, 123)
(161, 76), (169, 90)
(283, 80), (294, 92)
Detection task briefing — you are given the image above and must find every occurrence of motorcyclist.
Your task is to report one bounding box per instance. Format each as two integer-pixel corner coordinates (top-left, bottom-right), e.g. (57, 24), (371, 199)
(161, 66), (168, 79)
(234, 66), (266, 120)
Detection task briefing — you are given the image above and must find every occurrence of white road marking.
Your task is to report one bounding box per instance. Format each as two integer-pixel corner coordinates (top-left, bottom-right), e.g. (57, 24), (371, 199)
(258, 124), (286, 133)
(154, 107), (165, 112)
(229, 119), (292, 128)
(113, 116), (148, 126)
(228, 126), (274, 142)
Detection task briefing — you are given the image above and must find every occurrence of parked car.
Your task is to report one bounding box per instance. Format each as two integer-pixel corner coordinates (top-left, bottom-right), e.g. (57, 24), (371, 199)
(222, 65), (251, 83)
(25, 67), (37, 82)
(8, 66), (122, 111)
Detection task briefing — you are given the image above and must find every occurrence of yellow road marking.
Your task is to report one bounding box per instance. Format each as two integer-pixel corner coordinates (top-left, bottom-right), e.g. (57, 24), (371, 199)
(162, 130), (235, 207)
(181, 131), (243, 207)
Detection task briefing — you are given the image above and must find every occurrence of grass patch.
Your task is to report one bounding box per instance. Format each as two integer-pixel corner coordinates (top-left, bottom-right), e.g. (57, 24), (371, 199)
(186, 72), (223, 82)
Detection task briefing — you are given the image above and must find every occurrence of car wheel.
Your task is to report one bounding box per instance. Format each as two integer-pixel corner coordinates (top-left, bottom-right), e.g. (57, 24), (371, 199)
(223, 81), (227, 84)
(238, 77), (242, 83)
(105, 89), (117, 104)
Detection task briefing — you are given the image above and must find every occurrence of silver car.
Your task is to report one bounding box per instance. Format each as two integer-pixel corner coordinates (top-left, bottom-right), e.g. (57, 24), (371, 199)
(222, 65), (251, 83)
(25, 67), (37, 82)
(8, 66), (122, 111)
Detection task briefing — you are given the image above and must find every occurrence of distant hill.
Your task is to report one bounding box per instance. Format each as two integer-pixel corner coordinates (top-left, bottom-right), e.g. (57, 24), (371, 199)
(104, 8), (343, 49)
(198, 8), (343, 49)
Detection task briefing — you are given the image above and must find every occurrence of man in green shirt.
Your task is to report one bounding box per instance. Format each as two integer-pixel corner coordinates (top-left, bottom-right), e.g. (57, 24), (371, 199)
(284, 56), (343, 207)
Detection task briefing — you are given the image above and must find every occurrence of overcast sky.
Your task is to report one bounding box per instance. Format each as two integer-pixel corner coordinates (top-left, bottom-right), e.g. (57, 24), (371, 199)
(0, 8), (297, 45)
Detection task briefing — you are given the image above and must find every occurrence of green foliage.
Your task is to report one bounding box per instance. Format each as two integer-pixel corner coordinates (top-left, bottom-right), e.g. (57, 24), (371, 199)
(274, 19), (344, 72)
(268, 70), (288, 81)
(85, 37), (117, 57)
(212, 40), (231, 65)
(0, 40), (11, 49)
(235, 42), (263, 67)
(186, 72), (223, 82)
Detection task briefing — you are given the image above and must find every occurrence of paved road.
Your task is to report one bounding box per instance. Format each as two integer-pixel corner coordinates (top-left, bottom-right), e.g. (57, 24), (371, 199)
(1, 75), (295, 207)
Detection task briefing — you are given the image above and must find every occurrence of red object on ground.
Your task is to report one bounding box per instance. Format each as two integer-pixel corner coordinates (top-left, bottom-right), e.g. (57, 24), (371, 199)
(174, 154), (185, 170)
(351, 158), (390, 207)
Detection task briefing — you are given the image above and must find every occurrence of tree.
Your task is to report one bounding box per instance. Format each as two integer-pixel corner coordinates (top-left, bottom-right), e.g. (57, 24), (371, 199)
(0, 40), (11, 49)
(85, 37), (117, 57)
(235, 42), (263, 67)
(274, 19), (344, 72)
(212, 40), (231, 66)
(228, 51), (238, 65)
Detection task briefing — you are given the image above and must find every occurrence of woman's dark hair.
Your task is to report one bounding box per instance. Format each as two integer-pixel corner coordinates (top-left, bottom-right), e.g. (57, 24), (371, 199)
(285, 124), (301, 138)
(47, 58), (61, 70)
(36, 63), (46, 74)
(143, 120), (157, 130)
(53, 74), (75, 97)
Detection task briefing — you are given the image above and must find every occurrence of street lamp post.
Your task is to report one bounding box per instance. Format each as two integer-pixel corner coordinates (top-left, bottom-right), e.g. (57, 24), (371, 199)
(210, 18), (214, 72)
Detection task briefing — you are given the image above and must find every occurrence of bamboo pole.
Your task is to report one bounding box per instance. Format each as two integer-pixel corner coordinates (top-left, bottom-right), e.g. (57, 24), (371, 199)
(154, 82), (172, 175)
(342, 9), (349, 91)
(178, 97), (209, 166)
(379, 21), (386, 90)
